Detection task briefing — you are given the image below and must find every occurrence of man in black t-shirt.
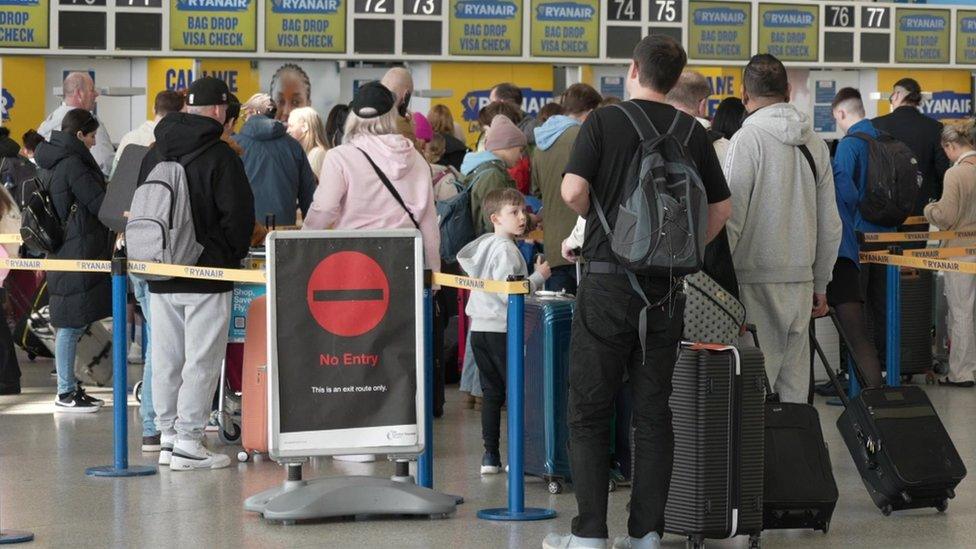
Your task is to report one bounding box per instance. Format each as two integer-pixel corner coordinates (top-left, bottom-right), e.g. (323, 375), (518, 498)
(543, 36), (731, 549)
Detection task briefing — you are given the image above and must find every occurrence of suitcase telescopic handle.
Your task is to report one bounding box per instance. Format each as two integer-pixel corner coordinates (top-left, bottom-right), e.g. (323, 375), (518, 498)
(810, 314), (854, 408)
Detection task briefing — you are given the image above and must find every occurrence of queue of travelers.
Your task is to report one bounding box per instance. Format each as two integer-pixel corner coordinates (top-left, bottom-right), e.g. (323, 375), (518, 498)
(2, 42), (971, 544)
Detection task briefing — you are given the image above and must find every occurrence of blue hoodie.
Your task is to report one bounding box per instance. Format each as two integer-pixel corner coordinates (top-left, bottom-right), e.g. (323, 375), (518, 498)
(832, 118), (895, 265)
(233, 114), (317, 226)
(460, 150), (501, 175)
(532, 115), (580, 151)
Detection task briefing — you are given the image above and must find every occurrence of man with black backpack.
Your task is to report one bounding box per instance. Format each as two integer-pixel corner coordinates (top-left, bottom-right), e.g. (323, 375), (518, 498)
(544, 35), (731, 549)
(136, 77), (254, 471)
(723, 54), (841, 405)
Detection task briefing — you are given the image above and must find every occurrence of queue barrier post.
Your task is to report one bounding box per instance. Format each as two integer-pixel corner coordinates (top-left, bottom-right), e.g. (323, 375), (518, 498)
(885, 246), (902, 388)
(418, 283), (434, 489)
(478, 280), (556, 522)
(85, 257), (156, 478)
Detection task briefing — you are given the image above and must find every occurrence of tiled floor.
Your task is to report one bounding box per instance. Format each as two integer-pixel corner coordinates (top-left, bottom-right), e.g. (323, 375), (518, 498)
(1, 356), (973, 548)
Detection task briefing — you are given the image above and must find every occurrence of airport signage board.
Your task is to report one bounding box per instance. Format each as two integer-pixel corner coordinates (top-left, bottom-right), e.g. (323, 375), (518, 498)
(956, 9), (976, 64)
(170, 0), (257, 52)
(758, 3), (818, 62)
(895, 8), (950, 64)
(688, 0), (752, 61)
(265, 0), (346, 53)
(449, 0), (523, 56)
(529, 0), (600, 58)
(0, 0), (49, 49)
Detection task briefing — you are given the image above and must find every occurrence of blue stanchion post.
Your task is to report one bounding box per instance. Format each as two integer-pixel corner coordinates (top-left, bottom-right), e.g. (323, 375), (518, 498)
(478, 286), (556, 522)
(418, 287), (434, 489)
(885, 249), (902, 388)
(848, 350), (861, 398)
(86, 257), (156, 478)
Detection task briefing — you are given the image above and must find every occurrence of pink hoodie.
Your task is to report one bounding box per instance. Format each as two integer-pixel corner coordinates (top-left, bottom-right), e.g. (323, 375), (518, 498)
(304, 133), (441, 271)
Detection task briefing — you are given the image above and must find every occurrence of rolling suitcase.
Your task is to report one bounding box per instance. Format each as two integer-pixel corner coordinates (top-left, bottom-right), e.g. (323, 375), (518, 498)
(239, 296), (267, 462)
(865, 268), (933, 379)
(523, 292), (574, 494)
(820, 310), (966, 516)
(73, 321), (112, 387)
(664, 343), (764, 548)
(933, 271), (949, 372)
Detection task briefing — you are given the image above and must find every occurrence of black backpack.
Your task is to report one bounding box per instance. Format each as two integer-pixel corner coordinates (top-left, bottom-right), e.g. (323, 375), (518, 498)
(0, 156), (38, 210)
(20, 169), (70, 255)
(848, 132), (921, 227)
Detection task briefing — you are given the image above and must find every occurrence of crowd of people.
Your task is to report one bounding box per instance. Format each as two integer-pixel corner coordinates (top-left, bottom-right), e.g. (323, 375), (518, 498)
(0, 33), (973, 548)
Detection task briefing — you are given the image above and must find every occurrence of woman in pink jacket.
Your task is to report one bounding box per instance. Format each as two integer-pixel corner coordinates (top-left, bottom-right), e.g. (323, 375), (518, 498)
(303, 82), (440, 273)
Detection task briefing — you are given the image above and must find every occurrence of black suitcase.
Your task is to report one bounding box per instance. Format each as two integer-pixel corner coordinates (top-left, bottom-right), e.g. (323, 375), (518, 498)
(822, 310), (966, 516)
(865, 268), (933, 378)
(664, 343), (764, 548)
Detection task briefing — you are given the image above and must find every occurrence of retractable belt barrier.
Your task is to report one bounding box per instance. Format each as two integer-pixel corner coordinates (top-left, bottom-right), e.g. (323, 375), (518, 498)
(860, 229), (976, 243)
(431, 271), (555, 521)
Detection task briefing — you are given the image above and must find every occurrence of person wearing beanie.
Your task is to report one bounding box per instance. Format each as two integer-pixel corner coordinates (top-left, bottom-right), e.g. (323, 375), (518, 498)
(460, 114), (526, 235)
(411, 112), (434, 149)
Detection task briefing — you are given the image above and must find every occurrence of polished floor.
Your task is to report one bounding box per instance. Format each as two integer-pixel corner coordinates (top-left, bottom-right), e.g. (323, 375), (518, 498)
(1, 356), (974, 549)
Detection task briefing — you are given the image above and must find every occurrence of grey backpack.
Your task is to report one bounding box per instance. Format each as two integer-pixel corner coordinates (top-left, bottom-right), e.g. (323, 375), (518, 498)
(125, 146), (213, 280)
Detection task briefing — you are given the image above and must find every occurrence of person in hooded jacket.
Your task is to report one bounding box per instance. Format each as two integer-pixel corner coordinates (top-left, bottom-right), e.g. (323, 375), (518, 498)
(462, 115), (526, 236)
(233, 93), (316, 226)
(35, 108), (112, 412)
(136, 77), (255, 471)
(532, 83), (601, 294)
(723, 54), (841, 404)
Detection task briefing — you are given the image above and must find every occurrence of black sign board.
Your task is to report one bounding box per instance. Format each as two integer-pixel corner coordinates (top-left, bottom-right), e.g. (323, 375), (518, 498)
(269, 231), (423, 457)
(609, 0), (641, 22)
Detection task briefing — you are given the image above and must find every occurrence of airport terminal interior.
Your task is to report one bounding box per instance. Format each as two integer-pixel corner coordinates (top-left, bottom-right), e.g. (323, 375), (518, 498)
(1, 0), (976, 547)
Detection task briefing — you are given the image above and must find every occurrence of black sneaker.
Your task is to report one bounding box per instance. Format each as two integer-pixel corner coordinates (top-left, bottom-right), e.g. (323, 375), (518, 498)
(76, 385), (105, 406)
(142, 434), (162, 452)
(54, 391), (100, 413)
(938, 378), (975, 388)
(480, 451), (502, 475)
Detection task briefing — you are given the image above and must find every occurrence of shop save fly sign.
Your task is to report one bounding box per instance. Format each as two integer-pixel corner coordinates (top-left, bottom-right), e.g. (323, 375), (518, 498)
(268, 230), (425, 458)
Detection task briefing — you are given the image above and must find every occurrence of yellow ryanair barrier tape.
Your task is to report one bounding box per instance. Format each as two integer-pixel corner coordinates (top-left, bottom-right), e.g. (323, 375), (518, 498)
(902, 247), (976, 259)
(861, 229), (976, 243)
(128, 261), (266, 283)
(860, 251), (976, 274)
(0, 257), (110, 273)
(902, 216), (928, 225)
(431, 272), (530, 295)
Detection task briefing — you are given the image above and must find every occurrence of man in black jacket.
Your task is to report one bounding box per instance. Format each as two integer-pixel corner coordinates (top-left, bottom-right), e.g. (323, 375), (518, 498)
(138, 77), (255, 471)
(873, 78), (950, 211)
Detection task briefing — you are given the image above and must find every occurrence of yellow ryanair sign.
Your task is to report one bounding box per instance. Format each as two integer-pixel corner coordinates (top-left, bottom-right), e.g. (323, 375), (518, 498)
(170, 0), (257, 52)
(265, 0), (346, 53)
(0, 0), (48, 49)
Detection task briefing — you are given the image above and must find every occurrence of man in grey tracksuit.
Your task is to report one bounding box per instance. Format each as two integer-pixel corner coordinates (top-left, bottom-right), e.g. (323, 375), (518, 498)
(723, 55), (841, 403)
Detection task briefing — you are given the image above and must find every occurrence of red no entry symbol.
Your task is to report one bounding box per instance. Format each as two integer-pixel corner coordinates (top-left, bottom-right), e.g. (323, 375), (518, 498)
(306, 251), (390, 337)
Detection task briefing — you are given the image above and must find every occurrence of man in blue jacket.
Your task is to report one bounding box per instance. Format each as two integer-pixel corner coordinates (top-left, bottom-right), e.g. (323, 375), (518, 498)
(233, 93), (316, 226)
(829, 87), (889, 388)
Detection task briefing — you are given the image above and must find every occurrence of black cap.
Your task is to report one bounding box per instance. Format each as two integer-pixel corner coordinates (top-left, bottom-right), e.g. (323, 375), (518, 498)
(350, 81), (395, 119)
(186, 77), (229, 107)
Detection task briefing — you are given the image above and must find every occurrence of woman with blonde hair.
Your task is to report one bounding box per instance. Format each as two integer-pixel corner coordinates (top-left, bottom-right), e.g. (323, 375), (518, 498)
(925, 120), (976, 387)
(287, 106), (329, 178)
(427, 104), (468, 170)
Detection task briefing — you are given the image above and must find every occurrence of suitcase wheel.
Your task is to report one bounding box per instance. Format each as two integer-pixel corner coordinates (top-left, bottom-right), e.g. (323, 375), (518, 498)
(133, 381), (143, 403)
(748, 534), (761, 549)
(822, 520), (830, 534)
(686, 536), (705, 549)
(547, 480), (563, 495)
(237, 451), (250, 463)
(27, 352), (36, 361)
(608, 479), (617, 493)
(936, 499), (949, 513)
(881, 505), (893, 517)
(218, 421), (241, 445)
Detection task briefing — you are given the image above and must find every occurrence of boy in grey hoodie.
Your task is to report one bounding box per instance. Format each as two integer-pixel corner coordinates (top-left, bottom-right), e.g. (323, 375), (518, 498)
(723, 54), (841, 403)
(457, 188), (550, 474)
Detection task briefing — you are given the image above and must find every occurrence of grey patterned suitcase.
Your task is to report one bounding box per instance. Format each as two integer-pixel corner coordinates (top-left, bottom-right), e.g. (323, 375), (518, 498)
(665, 343), (765, 548)
(682, 271), (745, 345)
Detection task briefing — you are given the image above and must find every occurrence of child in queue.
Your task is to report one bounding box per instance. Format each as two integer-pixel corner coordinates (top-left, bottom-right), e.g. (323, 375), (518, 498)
(456, 188), (550, 473)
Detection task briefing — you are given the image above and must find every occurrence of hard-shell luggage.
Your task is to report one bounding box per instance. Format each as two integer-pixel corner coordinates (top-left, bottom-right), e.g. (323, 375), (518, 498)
(523, 292), (574, 494)
(933, 271), (949, 372)
(821, 310), (966, 515)
(239, 296), (268, 462)
(5, 270), (44, 323)
(866, 268), (933, 378)
(73, 321), (112, 387)
(665, 343), (764, 548)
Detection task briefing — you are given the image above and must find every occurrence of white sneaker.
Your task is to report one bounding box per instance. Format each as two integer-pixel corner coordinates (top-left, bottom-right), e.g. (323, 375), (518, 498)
(612, 533), (661, 549)
(542, 534), (608, 549)
(170, 440), (231, 471)
(333, 454), (376, 463)
(158, 435), (175, 466)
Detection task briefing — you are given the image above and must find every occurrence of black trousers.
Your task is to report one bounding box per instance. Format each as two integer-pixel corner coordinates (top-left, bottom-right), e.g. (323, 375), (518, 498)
(860, 263), (888, 366)
(0, 290), (21, 390)
(568, 273), (683, 539)
(471, 331), (507, 453)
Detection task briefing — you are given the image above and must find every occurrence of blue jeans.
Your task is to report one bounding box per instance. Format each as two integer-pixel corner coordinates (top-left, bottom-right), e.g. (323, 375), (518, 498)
(131, 275), (157, 436)
(55, 326), (86, 395)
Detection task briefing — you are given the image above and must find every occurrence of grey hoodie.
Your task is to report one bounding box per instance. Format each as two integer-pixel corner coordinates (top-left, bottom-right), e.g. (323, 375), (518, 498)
(457, 233), (545, 332)
(723, 103), (841, 293)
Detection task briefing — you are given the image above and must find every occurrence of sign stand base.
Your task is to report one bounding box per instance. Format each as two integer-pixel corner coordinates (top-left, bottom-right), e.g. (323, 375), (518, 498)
(243, 475), (457, 521)
(0, 530), (34, 545)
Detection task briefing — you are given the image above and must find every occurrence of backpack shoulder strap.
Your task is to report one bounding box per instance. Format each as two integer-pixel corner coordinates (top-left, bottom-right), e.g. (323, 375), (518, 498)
(356, 147), (421, 230)
(798, 143), (818, 183)
(667, 111), (698, 146)
(614, 102), (660, 141)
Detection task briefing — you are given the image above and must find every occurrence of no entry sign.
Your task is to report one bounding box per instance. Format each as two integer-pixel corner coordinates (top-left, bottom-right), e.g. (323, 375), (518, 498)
(306, 251), (390, 337)
(267, 230), (425, 459)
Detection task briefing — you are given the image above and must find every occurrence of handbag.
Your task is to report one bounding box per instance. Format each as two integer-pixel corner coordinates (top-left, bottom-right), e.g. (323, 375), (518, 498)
(682, 270), (745, 345)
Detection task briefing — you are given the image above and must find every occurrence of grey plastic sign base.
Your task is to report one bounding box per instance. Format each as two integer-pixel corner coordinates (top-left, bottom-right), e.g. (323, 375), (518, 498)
(244, 475), (457, 522)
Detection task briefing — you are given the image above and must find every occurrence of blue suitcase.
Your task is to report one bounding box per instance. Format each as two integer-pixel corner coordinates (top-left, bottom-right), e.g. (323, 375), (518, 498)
(523, 292), (574, 494)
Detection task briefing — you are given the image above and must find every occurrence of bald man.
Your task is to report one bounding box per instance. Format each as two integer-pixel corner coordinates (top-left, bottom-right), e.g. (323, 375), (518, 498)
(381, 67), (414, 116)
(38, 72), (115, 176)
(666, 70), (729, 163)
